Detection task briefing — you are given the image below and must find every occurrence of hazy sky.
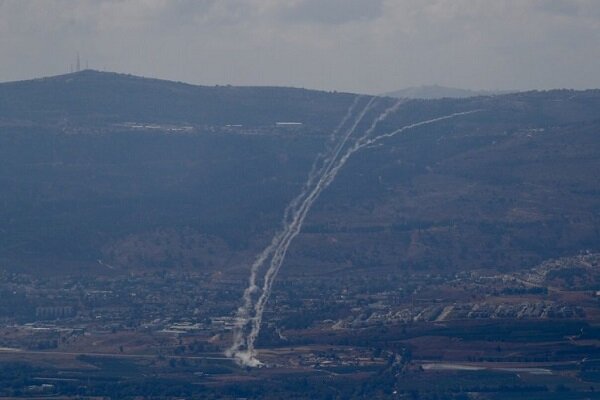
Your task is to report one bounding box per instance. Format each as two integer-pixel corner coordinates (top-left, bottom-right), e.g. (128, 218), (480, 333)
(1, 0), (599, 93)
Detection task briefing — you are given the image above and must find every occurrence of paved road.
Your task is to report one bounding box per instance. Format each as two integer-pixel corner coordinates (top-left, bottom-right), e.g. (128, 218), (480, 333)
(0, 347), (231, 361)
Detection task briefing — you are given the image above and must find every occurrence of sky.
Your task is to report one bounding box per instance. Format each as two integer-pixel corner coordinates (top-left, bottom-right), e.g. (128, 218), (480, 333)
(1, 0), (599, 94)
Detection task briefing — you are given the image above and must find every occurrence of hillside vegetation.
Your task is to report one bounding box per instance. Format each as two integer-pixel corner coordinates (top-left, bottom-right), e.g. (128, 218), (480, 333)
(0, 71), (599, 276)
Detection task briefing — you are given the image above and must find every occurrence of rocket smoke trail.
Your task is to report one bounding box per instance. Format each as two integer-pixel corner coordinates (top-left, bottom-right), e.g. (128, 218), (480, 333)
(241, 99), (402, 359)
(226, 95), (368, 362)
(227, 96), (377, 365)
(227, 97), (481, 366)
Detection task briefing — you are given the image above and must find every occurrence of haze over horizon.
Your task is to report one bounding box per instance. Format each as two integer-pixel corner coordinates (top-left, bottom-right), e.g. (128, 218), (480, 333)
(1, 0), (600, 94)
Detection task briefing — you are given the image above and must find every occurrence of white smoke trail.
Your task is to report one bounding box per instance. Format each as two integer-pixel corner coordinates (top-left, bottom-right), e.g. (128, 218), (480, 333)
(327, 110), (484, 182)
(231, 98), (390, 364)
(359, 110), (481, 148)
(303, 95), (363, 188)
(228, 97), (377, 364)
(229, 100), (481, 366)
(226, 95), (369, 361)
(251, 110), (481, 319)
(242, 100), (403, 354)
(280, 95), (364, 227)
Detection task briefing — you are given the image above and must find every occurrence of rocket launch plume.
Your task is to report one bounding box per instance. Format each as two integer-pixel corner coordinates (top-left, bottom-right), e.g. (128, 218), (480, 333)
(227, 97), (481, 366)
(226, 95), (367, 362)
(227, 96), (376, 364)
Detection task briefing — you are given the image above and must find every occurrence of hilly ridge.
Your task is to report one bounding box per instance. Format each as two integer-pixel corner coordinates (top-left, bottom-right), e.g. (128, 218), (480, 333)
(0, 70), (354, 128)
(0, 71), (599, 278)
(383, 84), (511, 99)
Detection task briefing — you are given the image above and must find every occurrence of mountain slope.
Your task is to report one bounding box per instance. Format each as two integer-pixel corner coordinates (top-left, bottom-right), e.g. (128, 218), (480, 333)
(0, 72), (599, 276)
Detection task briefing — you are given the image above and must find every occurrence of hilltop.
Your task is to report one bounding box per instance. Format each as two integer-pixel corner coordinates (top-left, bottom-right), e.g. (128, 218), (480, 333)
(384, 84), (512, 99)
(0, 70), (354, 128)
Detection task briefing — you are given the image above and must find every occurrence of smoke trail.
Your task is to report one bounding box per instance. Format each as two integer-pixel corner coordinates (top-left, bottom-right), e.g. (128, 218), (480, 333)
(229, 100), (481, 366)
(226, 95), (369, 361)
(230, 98), (389, 365)
(228, 97), (377, 363)
(329, 110), (484, 181)
(241, 100), (403, 358)
(251, 110), (482, 324)
(281, 95), (365, 227)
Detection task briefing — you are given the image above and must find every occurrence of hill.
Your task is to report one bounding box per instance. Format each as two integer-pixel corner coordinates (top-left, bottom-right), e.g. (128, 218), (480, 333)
(0, 69), (353, 128)
(0, 71), (599, 277)
(384, 84), (511, 99)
